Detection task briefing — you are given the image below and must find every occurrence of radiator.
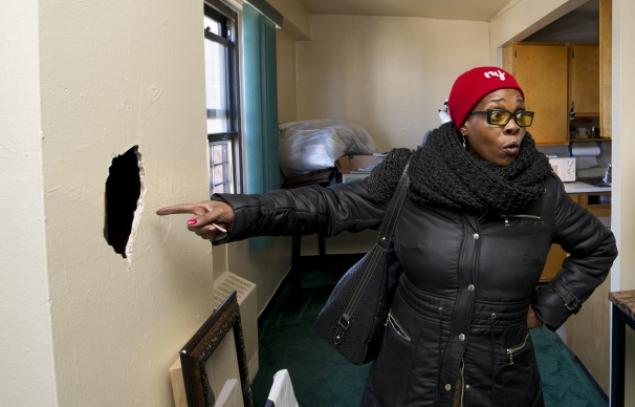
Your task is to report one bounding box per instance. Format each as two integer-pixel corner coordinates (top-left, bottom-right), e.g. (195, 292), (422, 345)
(213, 271), (258, 382)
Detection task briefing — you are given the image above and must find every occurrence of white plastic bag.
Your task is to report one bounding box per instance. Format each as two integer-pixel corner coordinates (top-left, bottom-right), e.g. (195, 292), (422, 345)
(266, 369), (299, 407)
(279, 120), (378, 177)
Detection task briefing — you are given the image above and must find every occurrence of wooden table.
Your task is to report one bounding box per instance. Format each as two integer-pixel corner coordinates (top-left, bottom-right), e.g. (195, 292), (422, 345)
(609, 290), (635, 407)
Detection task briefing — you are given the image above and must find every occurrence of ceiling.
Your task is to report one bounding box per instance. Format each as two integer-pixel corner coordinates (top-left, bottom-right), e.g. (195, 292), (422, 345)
(524, 0), (599, 43)
(296, 0), (514, 21)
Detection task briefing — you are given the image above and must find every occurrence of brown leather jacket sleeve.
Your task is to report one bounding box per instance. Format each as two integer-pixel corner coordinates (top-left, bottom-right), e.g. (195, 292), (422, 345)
(532, 177), (618, 330)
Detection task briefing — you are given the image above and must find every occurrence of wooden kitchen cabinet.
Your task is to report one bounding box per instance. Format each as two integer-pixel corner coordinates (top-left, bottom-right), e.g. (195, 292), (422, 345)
(569, 44), (600, 116)
(503, 43), (569, 145)
(574, 191), (611, 217)
(539, 244), (567, 283)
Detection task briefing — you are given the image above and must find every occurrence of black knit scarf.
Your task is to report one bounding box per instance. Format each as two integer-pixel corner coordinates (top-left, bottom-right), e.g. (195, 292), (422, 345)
(368, 122), (553, 214)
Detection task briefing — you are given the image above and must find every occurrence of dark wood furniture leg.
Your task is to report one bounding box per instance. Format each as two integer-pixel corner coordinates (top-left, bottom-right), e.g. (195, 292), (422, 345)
(611, 304), (625, 407)
(289, 234), (303, 311)
(609, 290), (635, 407)
(318, 231), (326, 269)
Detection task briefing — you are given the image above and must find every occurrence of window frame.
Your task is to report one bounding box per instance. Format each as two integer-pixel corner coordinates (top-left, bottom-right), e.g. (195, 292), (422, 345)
(204, 0), (243, 195)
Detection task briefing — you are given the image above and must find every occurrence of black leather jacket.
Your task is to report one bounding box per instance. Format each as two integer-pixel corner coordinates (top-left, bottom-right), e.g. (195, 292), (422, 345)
(215, 173), (617, 407)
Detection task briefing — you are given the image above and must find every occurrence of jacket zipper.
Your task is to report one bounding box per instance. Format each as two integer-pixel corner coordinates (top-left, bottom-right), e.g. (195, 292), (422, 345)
(500, 214), (542, 227)
(506, 333), (529, 365)
(459, 358), (465, 407)
(385, 311), (412, 342)
(454, 216), (475, 406)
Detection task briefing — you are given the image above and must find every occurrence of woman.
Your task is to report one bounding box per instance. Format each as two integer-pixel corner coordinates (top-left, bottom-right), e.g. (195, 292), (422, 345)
(157, 67), (617, 407)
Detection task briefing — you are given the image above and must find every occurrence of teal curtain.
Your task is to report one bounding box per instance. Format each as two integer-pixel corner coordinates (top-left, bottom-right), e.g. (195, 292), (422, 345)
(243, 3), (280, 250)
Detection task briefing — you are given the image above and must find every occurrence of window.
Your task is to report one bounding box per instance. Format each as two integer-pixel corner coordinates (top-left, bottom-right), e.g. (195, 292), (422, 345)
(204, 0), (241, 195)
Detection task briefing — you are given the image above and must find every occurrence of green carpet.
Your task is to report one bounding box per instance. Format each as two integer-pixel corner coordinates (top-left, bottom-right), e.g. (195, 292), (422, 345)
(532, 327), (608, 407)
(252, 258), (607, 406)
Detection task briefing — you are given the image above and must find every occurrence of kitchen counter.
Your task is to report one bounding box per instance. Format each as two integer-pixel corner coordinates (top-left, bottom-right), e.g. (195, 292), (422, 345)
(564, 182), (611, 194)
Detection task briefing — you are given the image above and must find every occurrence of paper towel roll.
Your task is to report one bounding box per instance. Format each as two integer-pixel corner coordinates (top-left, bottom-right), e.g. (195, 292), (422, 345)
(571, 142), (601, 169)
(571, 143), (601, 157)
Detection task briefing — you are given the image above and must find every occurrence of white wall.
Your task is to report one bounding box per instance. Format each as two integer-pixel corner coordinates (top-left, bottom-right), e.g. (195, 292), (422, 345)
(38, 0), (223, 405)
(0, 1), (58, 406)
(227, 239), (291, 312)
(611, 0), (635, 404)
(295, 15), (491, 150)
(277, 28), (298, 124)
(611, 0), (635, 304)
(1, 0), (296, 403)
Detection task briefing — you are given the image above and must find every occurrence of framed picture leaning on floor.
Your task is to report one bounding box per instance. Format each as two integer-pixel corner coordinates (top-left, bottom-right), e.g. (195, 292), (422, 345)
(179, 291), (253, 407)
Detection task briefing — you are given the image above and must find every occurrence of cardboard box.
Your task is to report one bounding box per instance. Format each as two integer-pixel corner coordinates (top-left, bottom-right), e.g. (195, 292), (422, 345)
(335, 154), (386, 183)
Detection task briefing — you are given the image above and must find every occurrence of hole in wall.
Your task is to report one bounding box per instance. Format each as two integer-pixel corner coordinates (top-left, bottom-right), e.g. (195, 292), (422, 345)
(104, 145), (145, 260)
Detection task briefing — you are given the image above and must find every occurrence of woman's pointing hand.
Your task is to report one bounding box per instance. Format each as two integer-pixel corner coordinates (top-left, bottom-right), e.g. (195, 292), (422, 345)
(156, 200), (235, 241)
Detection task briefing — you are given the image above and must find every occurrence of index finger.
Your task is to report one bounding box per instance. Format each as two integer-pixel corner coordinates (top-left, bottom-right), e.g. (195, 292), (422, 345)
(156, 203), (201, 216)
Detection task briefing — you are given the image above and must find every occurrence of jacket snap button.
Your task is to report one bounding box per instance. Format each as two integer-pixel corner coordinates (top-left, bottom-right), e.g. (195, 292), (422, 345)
(465, 384), (471, 390)
(458, 333), (466, 341)
(467, 284), (475, 291)
(444, 383), (452, 391)
(472, 233), (480, 240)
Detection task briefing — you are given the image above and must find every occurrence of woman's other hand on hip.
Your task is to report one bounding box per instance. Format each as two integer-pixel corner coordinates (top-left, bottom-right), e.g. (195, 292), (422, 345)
(527, 305), (543, 329)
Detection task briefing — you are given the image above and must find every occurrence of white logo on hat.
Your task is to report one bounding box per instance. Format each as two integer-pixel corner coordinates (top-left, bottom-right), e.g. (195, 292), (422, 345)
(484, 70), (506, 81)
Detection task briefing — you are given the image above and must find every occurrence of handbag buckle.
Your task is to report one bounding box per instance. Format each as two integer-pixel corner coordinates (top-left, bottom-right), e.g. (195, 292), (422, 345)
(338, 314), (351, 331)
(333, 314), (351, 345)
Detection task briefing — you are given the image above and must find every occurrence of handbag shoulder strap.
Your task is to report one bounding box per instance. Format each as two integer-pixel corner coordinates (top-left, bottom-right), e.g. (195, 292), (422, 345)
(376, 156), (412, 244)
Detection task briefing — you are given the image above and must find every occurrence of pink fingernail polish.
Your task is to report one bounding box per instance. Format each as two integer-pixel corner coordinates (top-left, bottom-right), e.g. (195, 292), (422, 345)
(187, 218), (198, 225)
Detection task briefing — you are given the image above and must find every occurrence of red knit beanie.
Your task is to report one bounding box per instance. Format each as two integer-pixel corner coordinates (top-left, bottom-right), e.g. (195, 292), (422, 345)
(448, 66), (524, 128)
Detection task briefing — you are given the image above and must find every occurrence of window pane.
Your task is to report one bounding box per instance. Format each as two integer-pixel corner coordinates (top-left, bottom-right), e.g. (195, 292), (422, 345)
(204, 40), (229, 134)
(211, 144), (224, 163)
(213, 164), (224, 184)
(204, 16), (221, 35)
(204, 2), (239, 195)
(209, 140), (234, 195)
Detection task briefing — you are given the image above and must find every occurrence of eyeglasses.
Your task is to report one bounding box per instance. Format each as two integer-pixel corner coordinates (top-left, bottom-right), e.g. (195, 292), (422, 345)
(470, 109), (535, 127)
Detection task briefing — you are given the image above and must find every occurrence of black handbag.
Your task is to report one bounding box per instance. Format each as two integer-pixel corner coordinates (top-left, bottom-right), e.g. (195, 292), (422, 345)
(313, 160), (411, 365)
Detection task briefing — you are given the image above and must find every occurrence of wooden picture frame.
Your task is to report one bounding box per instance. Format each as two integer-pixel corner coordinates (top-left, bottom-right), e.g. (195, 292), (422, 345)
(180, 291), (253, 407)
